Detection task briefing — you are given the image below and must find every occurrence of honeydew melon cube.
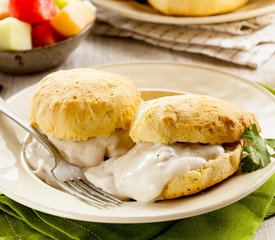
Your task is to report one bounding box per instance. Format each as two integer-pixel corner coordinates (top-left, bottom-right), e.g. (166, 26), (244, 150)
(50, 1), (95, 37)
(83, 1), (96, 13)
(0, 17), (32, 51)
(55, 3), (60, 13)
(54, 0), (70, 9)
(54, 0), (96, 11)
(0, 0), (9, 20)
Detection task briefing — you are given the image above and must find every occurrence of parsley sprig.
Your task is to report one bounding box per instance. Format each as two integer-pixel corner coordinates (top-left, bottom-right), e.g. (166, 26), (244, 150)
(241, 124), (275, 172)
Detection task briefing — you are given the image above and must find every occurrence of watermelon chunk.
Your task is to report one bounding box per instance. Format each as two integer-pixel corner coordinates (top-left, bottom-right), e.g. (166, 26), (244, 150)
(32, 22), (59, 48)
(9, 0), (56, 24)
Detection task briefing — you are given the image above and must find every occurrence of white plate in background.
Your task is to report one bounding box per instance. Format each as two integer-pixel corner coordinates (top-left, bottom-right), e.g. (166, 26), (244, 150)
(0, 62), (274, 223)
(91, 0), (275, 25)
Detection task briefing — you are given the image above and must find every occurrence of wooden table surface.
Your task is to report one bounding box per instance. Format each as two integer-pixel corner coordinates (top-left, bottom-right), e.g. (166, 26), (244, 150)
(0, 33), (274, 239)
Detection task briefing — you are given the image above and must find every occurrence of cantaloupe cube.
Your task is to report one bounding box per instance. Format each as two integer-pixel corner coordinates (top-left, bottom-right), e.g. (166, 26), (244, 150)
(0, 17), (32, 51)
(50, 1), (95, 37)
(0, 0), (9, 20)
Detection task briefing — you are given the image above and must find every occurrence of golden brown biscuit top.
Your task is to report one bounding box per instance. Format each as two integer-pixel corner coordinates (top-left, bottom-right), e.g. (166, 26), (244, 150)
(30, 68), (141, 141)
(130, 94), (259, 144)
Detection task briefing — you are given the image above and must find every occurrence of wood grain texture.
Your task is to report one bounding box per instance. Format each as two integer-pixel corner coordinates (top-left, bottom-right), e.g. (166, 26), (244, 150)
(0, 33), (274, 239)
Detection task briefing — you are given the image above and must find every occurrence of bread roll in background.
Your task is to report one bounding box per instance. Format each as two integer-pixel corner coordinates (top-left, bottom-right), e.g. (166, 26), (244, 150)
(148, 0), (249, 16)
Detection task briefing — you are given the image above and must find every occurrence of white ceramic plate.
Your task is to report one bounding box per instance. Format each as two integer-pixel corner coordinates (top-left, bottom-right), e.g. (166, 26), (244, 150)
(0, 62), (274, 223)
(91, 0), (275, 25)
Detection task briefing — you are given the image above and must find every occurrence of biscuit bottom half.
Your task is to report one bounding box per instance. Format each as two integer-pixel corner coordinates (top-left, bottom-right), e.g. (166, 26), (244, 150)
(161, 142), (242, 199)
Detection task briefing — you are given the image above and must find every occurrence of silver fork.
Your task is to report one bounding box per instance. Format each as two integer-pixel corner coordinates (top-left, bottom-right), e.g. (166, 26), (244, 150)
(0, 97), (122, 206)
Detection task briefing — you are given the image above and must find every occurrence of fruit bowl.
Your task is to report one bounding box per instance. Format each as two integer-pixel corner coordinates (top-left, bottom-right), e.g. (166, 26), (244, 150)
(0, 22), (93, 75)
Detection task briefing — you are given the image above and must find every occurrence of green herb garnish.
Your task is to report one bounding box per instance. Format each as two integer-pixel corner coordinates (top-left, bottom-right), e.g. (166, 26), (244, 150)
(241, 124), (275, 173)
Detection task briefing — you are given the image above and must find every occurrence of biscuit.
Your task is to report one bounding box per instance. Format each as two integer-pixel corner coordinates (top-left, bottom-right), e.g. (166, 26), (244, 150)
(161, 142), (242, 199)
(130, 95), (259, 144)
(148, 0), (248, 16)
(30, 68), (141, 141)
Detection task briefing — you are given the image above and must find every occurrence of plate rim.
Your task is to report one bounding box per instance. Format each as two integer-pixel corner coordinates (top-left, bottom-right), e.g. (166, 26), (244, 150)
(94, 60), (275, 101)
(0, 61), (274, 223)
(91, 0), (275, 25)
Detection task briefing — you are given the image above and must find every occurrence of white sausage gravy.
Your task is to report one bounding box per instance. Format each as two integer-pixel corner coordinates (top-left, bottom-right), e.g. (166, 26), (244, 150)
(25, 135), (224, 202)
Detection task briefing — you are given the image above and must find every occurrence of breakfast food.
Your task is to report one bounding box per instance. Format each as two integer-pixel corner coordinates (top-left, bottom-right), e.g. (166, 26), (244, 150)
(85, 94), (259, 202)
(28, 68), (141, 169)
(25, 69), (262, 203)
(129, 95), (259, 200)
(130, 95), (258, 144)
(147, 0), (249, 16)
(0, 0), (95, 50)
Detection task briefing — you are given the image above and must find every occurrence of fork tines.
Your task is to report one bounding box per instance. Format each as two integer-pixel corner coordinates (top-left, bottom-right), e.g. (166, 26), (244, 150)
(52, 173), (122, 207)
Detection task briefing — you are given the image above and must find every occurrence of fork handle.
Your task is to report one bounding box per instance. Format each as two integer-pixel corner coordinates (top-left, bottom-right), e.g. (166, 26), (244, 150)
(0, 97), (61, 162)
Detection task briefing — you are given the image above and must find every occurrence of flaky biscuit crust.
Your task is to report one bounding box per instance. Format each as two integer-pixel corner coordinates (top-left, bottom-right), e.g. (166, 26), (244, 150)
(161, 142), (242, 199)
(30, 68), (141, 141)
(148, 0), (248, 16)
(130, 95), (259, 144)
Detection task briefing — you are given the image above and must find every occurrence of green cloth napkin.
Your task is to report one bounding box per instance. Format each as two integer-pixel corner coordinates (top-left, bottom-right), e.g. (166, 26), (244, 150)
(0, 174), (274, 240)
(0, 83), (275, 240)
